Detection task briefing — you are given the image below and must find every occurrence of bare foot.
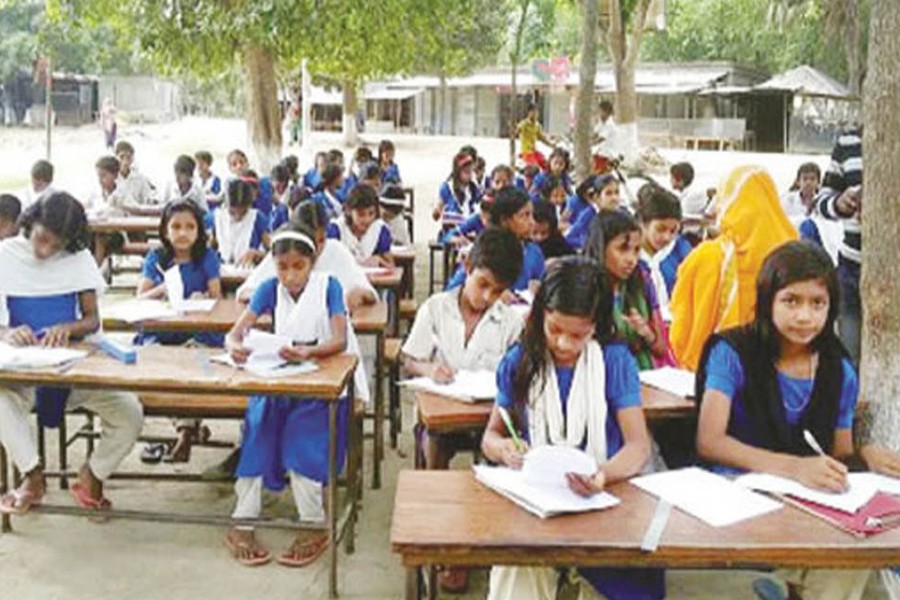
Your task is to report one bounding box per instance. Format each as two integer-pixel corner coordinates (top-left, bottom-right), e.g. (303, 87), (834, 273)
(224, 528), (271, 566)
(167, 427), (195, 463)
(78, 464), (104, 501)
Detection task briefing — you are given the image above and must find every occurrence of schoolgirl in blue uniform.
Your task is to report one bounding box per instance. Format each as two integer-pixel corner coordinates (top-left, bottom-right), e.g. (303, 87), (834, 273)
(224, 224), (356, 568)
(327, 185), (393, 268)
(0, 193), (143, 515)
(312, 163), (346, 220)
(303, 152), (326, 191)
(434, 152), (481, 220)
(210, 178), (270, 267)
(530, 146), (573, 196)
(565, 174), (621, 251)
(378, 139), (401, 184)
(269, 163), (293, 232)
(482, 257), (663, 600)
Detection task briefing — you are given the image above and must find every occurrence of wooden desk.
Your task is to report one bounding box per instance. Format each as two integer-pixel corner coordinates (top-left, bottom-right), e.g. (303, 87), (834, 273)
(392, 246), (417, 298)
(391, 470), (900, 600)
(89, 216), (160, 235)
(219, 267), (252, 294)
(0, 348), (357, 599)
(368, 267), (403, 335)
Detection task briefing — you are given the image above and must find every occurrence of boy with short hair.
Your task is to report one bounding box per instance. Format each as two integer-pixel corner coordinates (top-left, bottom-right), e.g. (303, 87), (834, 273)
(114, 140), (157, 210)
(0, 194), (22, 239)
(194, 150), (223, 207)
(25, 160), (54, 208)
(163, 154), (207, 212)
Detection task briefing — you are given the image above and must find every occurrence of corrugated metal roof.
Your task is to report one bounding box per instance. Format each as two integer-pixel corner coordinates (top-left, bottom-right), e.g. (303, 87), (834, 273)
(755, 65), (853, 99)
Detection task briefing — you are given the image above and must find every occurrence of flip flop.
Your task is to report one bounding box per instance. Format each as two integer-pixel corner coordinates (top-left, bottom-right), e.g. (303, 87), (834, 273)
(276, 533), (329, 568)
(140, 443), (167, 464)
(70, 481), (112, 511)
(223, 533), (272, 567)
(753, 578), (787, 600)
(0, 488), (42, 515)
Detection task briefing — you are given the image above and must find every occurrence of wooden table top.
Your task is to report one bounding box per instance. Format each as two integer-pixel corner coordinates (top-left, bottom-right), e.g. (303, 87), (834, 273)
(102, 299), (388, 335)
(0, 345), (356, 399)
(392, 247), (417, 263)
(416, 385), (695, 433)
(368, 267), (404, 289)
(89, 216), (160, 234)
(391, 470), (900, 569)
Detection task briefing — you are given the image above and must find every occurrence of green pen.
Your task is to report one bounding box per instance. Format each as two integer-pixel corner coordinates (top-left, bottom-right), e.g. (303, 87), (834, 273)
(498, 406), (525, 453)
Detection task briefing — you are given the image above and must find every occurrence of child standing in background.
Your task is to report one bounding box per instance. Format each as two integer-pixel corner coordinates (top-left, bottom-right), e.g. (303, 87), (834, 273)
(210, 178), (270, 267)
(327, 185), (393, 267)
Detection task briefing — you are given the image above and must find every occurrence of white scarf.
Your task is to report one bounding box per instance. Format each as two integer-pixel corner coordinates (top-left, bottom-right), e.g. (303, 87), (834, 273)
(640, 242), (675, 315)
(528, 341), (607, 465)
(324, 190), (343, 218)
(215, 208), (258, 264)
(274, 271), (369, 402)
(334, 218), (386, 260)
(0, 236), (105, 297)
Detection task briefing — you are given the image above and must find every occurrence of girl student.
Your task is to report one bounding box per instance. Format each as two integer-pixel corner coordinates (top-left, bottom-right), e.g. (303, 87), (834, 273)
(635, 183), (694, 318)
(0, 193), (143, 514)
(531, 146), (573, 195)
(327, 184), (393, 268)
(531, 198), (574, 261)
(532, 173), (570, 217)
(269, 163), (293, 232)
(210, 178), (270, 268)
(312, 163), (346, 220)
(695, 241), (872, 600)
(440, 164), (513, 247)
(585, 210), (673, 370)
(224, 222), (365, 567)
(564, 173), (621, 250)
(433, 151), (481, 221)
(482, 257), (663, 600)
(303, 152), (327, 191)
(378, 139), (401, 184)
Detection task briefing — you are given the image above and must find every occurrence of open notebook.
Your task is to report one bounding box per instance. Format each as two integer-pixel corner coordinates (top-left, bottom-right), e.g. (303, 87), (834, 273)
(400, 369), (497, 402)
(638, 367), (696, 398)
(474, 446), (619, 519)
(0, 343), (87, 370)
(735, 472), (900, 514)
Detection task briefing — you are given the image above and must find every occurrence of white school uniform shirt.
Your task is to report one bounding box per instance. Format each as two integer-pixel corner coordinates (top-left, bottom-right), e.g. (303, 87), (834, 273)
(640, 244), (674, 318)
(117, 168), (156, 206)
(163, 180), (208, 213)
(237, 239), (377, 303)
(323, 189), (343, 218)
(679, 185), (710, 217)
(85, 185), (129, 218)
(197, 173), (224, 204)
(594, 116), (619, 157)
(402, 287), (524, 372)
(215, 208), (259, 264)
(780, 190), (808, 220)
(20, 185), (55, 209)
(274, 271), (369, 402)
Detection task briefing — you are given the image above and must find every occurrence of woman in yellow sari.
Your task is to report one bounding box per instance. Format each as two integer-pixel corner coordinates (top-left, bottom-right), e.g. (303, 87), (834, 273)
(669, 165), (798, 371)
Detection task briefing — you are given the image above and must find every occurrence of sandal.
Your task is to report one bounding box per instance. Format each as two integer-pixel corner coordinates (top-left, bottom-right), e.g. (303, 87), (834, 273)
(140, 443), (167, 464)
(0, 488), (42, 515)
(70, 481), (112, 511)
(224, 531), (272, 567)
(276, 533), (329, 568)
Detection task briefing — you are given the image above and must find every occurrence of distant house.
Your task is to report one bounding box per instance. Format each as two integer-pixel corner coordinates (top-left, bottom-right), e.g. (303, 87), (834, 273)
(98, 75), (182, 123)
(29, 72), (99, 127)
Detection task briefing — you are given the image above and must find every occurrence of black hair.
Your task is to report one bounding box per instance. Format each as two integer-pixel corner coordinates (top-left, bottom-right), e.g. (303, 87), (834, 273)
(379, 184), (406, 216)
(575, 175), (600, 201)
(474, 156), (486, 172)
(283, 155), (299, 178)
(754, 241), (841, 356)
(227, 149), (248, 163)
(271, 221), (318, 258)
(532, 198), (559, 229)
(344, 184), (380, 226)
(584, 209), (641, 266)
(31, 160), (53, 183)
(114, 140), (135, 156)
(536, 174), (569, 204)
(226, 178), (255, 209)
(489, 186), (530, 228)
(293, 200), (329, 235)
(321, 163), (344, 190)
(0, 194), (22, 223)
(522, 164), (540, 179)
(174, 154), (196, 177)
(354, 146), (374, 163)
(378, 140), (395, 164)
(670, 162), (694, 187)
(287, 185), (310, 211)
(636, 183), (682, 223)
(512, 257), (614, 406)
(326, 149), (344, 165)
(95, 155), (120, 176)
(20, 192), (90, 253)
(194, 150), (212, 165)
(359, 161), (381, 182)
(458, 145), (478, 161)
(790, 162), (822, 191)
(271, 163), (290, 184)
(158, 199), (208, 264)
(490, 164), (515, 186)
(547, 147), (571, 174)
(450, 151), (475, 200)
(598, 100), (614, 113)
(526, 102), (537, 113)
(467, 227), (523, 287)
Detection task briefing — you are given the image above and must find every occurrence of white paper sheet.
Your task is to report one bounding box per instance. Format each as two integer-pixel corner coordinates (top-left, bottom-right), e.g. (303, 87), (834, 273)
(400, 369), (497, 402)
(0, 343), (87, 370)
(522, 446), (597, 488)
(163, 265), (185, 310)
(209, 353), (317, 379)
(639, 367), (697, 398)
(178, 298), (217, 312)
(852, 472), (900, 497)
(103, 299), (178, 324)
(474, 464), (619, 519)
(631, 467), (783, 527)
(220, 264), (253, 278)
(735, 472), (879, 514)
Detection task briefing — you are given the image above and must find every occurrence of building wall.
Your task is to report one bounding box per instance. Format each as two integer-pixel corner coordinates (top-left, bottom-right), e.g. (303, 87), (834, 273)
(475, 87), (499, 136)
(546, 88), (572, 136)
(456, 88), (476, 137)
(99, 76), (182, 123)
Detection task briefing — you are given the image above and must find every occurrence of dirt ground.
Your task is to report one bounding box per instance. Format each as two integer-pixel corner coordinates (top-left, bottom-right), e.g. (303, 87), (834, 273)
(0, 119), (891, 600)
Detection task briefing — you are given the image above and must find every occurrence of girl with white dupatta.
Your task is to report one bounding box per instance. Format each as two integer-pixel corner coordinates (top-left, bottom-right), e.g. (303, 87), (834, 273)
(210, 178), (270, 268)
(326, 184), (394, 268)
(482, 257), (664, 600)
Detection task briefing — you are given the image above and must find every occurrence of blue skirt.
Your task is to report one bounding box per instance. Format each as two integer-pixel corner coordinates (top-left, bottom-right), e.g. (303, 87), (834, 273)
(235, 395), (350, 492)
(579, 567), (665, 600)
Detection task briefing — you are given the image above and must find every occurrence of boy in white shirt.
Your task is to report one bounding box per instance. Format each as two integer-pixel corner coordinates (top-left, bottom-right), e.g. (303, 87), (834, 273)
(114, 141), (157, 211)
(22, 160), (55, 208)
(163, 155), (207, 212)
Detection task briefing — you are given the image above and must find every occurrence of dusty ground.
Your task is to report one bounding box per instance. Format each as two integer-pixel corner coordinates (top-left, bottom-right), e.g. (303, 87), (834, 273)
(0, 119), (891, 600)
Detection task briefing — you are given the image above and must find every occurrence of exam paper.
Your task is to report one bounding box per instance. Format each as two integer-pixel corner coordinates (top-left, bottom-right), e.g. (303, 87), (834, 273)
(400, 369), (497, 402)
(209, 352), (317, 379)
(522, 446), (597, 489)
(102, 299), (178, 324)
(639, 367), (696, 398)
(735, 472), (879, 514)
(631, 467), (782, 527)
(0, 343), (87, 370)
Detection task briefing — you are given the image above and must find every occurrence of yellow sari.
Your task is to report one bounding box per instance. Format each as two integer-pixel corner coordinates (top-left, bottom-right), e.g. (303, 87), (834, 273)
(669, 166), (798, 371)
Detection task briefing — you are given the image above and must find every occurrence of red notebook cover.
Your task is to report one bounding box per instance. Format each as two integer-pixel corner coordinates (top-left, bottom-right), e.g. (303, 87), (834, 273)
(787, 492), (900, 537)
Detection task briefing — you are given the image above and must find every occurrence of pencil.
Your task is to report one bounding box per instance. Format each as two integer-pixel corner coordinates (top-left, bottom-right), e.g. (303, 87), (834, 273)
(498, 406), (525, 453)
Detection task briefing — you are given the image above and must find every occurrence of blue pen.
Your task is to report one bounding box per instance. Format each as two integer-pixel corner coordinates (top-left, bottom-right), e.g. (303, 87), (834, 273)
(35, 327), (49, 340)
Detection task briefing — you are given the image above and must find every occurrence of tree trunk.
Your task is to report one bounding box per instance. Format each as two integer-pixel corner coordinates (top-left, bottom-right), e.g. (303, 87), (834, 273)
(509, 0), (532, 166)
(843, 0), (862, 96)
(574, 0), (599, 181)
(342, 79), (359, 147)
(241, 44), (282, 171)
(859, 0), (900, 451)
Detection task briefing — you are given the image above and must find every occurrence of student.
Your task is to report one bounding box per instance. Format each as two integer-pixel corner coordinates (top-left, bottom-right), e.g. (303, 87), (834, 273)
(482, 257), (662, 600)
(696, 241), (870, 600)
(473, 156), (488, 194)
(195, 150), (223, 207)
(440, 196), (493, 247)
(327, 184), (393, 267)
(224, 223), (361, 567)
(324, 149), (350, 200)
(781, 162), (821, 222)
(402, 228), (524, 594)
(635, 183), (693, 317)
(312, 163), (346, 220)
(304, 152), (327, 191)
(565, 173), (620, 251)
(434, 152), (480, 221)
(0, 193), (143, 514)
(532, 174), (570, 217)
(163, 155), (207, 212)
(447, 187), (545, 295)
(23, 159), (54, 208)
(378, 139), (401, 184)
(269, 163), (293, 232)
(356, 161), (382, 190)
(283, 155), (300, 187)
(532, 198), (574, 260)
(227, 149), (250, 177)
(669, 166), (798, 371)
(379, 184), (410, 247)
(115, 141), (157, 209)
(531, 147), (572, 195)
(516, 103), (553, 171)
(0, 194), (22, 239)
(210, 178), (270, 267)
(519, 164), (540, 194)
(486, 163), (515, 193)
(670, 161), (711, 219)
(87, 155), (128, 217)
(593, 99), (619, 158)
(585, 210), (673, 370)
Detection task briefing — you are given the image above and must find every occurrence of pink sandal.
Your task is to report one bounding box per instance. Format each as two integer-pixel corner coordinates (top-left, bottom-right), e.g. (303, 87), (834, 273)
(70, 481), (112, 511)
(0, 488), (42, 515)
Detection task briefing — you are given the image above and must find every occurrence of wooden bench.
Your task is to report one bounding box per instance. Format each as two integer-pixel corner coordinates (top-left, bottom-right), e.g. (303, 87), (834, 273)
(384, 338), (403, 448)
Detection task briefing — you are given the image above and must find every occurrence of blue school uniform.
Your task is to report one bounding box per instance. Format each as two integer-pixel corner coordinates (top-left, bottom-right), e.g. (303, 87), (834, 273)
(381, 163), (401, 184)
(313, 189), (344, 220)
(339, 175), (355, 202)
(254, 177), (275, 218)
(531, 171), (573, 196)
(303, 167), (322, 191)
(565, 205), (597, 250)
(640, 235), (693, 297)
(270, 202), (290, 232)
(136, 247), (223, 347)
(445, 241), (545, 292)
(565, 194), (591, 226)
(439, 180), (480, 216)
(327, 219), (393, 257)
(438, 213), (485, 245)
(235, 275), (350, 491)
(496, 342), (665, 600)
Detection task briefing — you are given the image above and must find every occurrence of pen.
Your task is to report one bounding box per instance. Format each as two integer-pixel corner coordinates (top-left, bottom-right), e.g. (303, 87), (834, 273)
(498, 406), (525, 453)
(803, 429), (827, 457)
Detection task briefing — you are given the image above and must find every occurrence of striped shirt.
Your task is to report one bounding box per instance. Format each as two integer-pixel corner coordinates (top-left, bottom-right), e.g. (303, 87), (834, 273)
(816, 128), (862, 264)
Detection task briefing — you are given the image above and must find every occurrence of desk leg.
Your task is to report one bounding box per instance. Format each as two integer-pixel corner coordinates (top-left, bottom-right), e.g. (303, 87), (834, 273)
(426, 566), (437, 600)
(345, 377), (358, 555)
(373, 331), (384, 490)
(0, 444), (10, 533)
(328, 401), (339, 599)
(405, 566), (423, 600)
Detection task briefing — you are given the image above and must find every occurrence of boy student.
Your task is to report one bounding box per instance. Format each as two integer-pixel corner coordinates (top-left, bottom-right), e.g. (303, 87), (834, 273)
(379, 184), (410, 247)
(401, 227), (524, 594)
(0, 194), (22, 239)
(593, 99), (618, 158)
(163, 155), (207, 212)
(23, 160), (54, 208)
(114, 140), (157, 210)
(195, 150), (223, 207)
